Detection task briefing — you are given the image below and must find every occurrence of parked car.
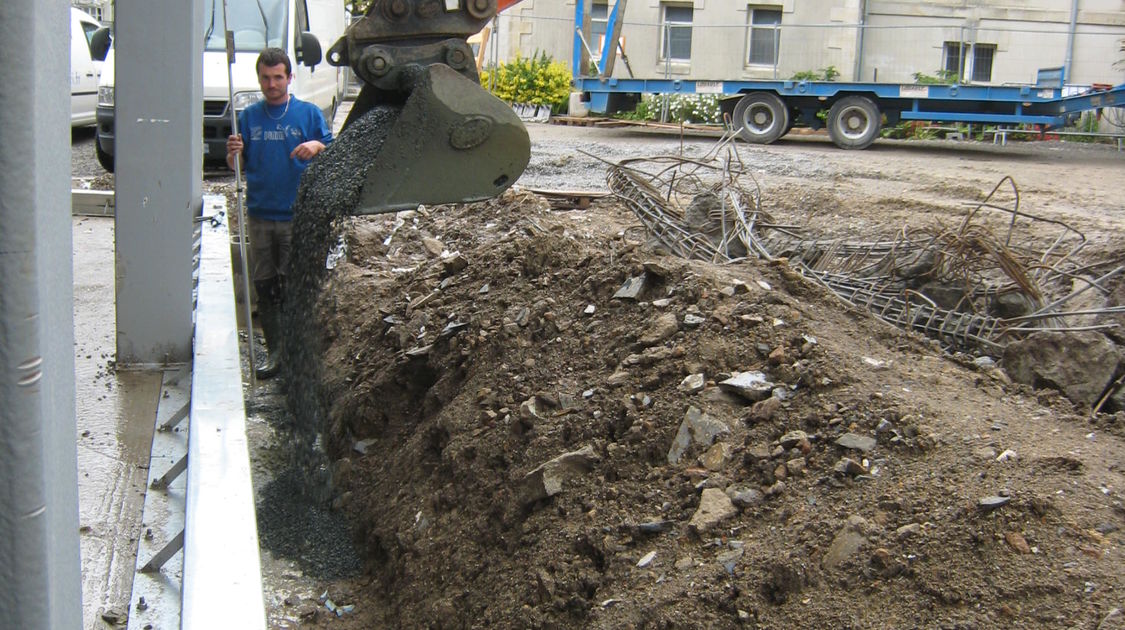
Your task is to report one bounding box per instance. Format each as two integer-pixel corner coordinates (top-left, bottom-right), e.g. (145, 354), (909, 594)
(71, 7), (110, 127)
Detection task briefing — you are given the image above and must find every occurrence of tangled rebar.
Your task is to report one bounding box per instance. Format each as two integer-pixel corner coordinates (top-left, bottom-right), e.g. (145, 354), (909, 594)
(605, 134), (1125, 354)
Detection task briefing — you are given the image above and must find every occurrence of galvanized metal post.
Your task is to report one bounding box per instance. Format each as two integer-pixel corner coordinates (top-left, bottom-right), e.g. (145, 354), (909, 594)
(114, 0), (203, 367)
(1063, 0), (1079, 84)
(0, 1), (83, 628)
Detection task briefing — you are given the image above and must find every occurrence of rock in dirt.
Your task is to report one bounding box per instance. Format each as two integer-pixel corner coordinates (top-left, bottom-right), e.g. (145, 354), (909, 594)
(727, 486), (765, 509)
(519, 445), (599, 505)
(835, 432), (876, 453)
(1098, 608), (1124, 630)
(637, 311), (680, 347)
(1005, 531), (1031, 554)
(678, 373), (705, 393)
(823, 515), (869, 569)
(719, 371), (775, 402)
(668, 406), (730, 464)
(613, 275), (647, 300)
(1002, 331), (1122, 407)
(690, 487), (738, 533)
(978, 495), (1012, 511)
(834, 457), (868, 476)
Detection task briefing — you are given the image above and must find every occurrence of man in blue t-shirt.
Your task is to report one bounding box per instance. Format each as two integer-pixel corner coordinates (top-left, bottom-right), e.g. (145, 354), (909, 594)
(226, 48), (332, 379)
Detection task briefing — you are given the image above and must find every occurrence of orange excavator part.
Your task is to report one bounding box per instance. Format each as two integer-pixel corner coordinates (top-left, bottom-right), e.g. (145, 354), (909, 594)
(497, 0), (526, 12)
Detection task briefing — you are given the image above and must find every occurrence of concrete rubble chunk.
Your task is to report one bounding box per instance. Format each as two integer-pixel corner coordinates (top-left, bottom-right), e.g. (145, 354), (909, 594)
(519, 446), (599, 505)
(1002, 331), (1123, 407)
(835, 432), (876, 453)
(613, 275), (647, 300)
(719, 371), (775, 402)
(668, 406), (730, 464)
(678, 373), (706, 393)
(683, 313), (707, 328)
(440, 251), (468, 277)
(689, 487), (738, 533)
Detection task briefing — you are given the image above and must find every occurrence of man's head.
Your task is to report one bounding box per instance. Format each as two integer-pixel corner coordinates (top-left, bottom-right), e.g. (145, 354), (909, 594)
(256, 48), (293, 105)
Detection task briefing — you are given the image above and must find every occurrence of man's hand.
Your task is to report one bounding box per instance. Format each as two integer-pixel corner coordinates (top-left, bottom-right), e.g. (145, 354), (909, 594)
(226, 134), (244, 170)
(290, 140), (326, 161)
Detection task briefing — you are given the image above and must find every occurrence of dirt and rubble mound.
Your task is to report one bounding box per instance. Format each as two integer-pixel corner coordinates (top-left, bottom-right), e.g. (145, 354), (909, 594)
(301, 187), (1124, 628)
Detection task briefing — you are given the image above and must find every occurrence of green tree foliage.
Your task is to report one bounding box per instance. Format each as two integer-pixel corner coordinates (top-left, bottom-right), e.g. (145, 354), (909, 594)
(481, 52), (573, 111)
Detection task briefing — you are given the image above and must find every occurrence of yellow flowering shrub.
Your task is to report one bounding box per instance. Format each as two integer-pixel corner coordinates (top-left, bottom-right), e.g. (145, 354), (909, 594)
(481, 52), (573, 112)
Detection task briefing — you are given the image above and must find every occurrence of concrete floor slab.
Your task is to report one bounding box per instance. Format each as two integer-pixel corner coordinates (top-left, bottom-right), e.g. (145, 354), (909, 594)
(73, 216), (164, 629)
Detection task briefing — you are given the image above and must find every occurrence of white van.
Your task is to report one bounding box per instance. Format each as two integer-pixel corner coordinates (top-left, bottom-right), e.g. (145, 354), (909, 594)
(94, 0), (345, 171)
(71, 7), (108, 127)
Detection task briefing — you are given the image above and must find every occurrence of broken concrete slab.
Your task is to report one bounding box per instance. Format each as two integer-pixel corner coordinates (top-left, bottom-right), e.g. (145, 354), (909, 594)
(519, 446), (599, 505)
(1002, 331), (1122, 407)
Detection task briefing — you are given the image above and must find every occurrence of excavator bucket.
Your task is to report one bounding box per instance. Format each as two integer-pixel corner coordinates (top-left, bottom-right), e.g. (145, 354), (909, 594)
(345, 64), (531, 215)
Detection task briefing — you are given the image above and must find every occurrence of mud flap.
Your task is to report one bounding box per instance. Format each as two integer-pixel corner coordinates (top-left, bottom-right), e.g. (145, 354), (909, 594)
(348, 64), (531, 215)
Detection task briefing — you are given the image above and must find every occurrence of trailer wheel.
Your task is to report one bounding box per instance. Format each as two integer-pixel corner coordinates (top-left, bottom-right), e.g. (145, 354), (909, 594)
(733, 92), (789, 144)
(827, 96), (881, 149)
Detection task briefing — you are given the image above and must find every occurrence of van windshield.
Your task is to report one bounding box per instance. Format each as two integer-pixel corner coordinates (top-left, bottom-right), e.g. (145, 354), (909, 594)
(203, 0), (288, 52)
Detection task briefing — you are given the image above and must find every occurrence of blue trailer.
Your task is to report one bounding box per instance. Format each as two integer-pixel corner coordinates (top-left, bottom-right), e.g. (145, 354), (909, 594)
(570, 4), (1125, 150)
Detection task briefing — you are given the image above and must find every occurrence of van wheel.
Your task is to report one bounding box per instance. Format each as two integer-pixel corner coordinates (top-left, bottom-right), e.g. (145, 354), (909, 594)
(95, 137), (115, 173)
(827, 96), (881, 149)
(732, 92), (788, 144)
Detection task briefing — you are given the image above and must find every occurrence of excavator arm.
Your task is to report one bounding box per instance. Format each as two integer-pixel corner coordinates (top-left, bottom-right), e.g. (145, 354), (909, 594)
(324, 0), (530, 214)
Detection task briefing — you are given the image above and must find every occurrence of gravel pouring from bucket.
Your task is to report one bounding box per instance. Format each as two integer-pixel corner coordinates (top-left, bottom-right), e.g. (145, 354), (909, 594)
(343, 64), (530, 215)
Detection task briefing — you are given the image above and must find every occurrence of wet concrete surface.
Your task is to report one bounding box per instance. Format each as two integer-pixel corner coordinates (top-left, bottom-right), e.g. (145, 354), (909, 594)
(73, 215), (162, 629)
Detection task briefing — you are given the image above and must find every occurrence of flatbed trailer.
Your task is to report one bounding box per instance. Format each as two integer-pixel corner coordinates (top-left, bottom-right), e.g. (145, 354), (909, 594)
(568, 2), (1125, 150)
(574, 76), (1125, 149)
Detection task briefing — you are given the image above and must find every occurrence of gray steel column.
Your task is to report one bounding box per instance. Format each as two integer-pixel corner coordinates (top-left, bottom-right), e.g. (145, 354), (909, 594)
(0, 0), (82, 628)
(115, 0), (203, 366)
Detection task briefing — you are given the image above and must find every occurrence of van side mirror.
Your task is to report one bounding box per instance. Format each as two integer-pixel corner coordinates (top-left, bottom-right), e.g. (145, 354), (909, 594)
(296, 32), (322, 68)
(90, 27), (112, 62)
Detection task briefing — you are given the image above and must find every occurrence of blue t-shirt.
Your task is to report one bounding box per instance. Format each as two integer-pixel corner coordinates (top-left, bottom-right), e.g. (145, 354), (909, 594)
(238, 96), (333, 221)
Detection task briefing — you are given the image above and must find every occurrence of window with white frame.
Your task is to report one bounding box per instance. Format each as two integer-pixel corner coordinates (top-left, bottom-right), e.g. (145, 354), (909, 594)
(590, 2), (609, 58)
(661, 4), (693, 62)
(944, 41), (996, 83)
(747, 6), (782, 66)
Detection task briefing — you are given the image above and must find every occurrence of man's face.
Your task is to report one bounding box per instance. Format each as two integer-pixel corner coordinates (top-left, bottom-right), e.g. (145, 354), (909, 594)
(257, 62), (292, 105)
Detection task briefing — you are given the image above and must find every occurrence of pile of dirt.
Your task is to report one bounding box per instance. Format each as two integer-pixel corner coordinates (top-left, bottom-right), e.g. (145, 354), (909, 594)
(299, 188), (1124, 628)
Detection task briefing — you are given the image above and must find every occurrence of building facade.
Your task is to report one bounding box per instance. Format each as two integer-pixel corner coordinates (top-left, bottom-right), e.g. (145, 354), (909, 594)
(72, 0), (113, 26)
(491, 0), (1125, 87)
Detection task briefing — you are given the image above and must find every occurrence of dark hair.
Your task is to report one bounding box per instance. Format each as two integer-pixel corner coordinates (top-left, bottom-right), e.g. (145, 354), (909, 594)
(256, 47), (292, 75)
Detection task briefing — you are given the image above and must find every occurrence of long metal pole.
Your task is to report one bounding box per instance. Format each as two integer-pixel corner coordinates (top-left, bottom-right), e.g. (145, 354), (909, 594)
(0, 1), (82, 627)
(1063, 0), (1079, 84)
(222, 0), (258, 391)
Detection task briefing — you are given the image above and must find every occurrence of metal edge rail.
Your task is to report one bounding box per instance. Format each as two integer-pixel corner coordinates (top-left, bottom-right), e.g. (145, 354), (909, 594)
(182, 195), (266, 628)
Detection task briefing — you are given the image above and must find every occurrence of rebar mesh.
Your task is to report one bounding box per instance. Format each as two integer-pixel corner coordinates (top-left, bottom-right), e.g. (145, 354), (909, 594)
(606, 137), (1125, 354)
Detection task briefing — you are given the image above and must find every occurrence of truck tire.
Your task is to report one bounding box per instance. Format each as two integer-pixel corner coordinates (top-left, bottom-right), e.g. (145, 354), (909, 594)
(733, 92), (789, 144)
(95, 137), (115, 173)
(827, 96), (881, 149)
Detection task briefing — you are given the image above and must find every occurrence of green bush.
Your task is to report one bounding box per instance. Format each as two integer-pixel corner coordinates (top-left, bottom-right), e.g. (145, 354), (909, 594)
(912, 70), (958, 85)
(481, 52), (572, 112)
(790, 65), (839, 81)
